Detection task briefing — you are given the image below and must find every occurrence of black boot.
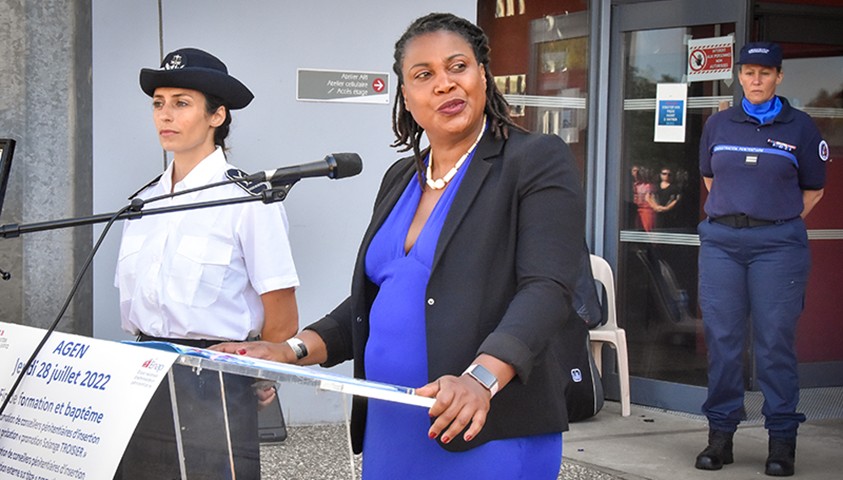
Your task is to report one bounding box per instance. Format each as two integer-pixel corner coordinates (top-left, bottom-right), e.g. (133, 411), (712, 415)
(695, 429), (734, 470)
(765, 436), (796, 476)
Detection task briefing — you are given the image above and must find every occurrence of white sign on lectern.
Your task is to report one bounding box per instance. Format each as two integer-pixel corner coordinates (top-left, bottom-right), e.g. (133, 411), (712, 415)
(0, 322), (178, 480)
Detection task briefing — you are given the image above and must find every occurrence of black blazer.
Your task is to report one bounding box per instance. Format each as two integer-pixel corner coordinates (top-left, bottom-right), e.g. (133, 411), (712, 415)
(307, 128), (585, 453)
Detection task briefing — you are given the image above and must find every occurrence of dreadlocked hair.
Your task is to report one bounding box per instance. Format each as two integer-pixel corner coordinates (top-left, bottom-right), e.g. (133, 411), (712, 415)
(390, 12), (525, 184)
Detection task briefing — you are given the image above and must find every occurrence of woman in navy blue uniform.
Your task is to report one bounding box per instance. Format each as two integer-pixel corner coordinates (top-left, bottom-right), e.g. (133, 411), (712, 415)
(215, 12), (584, 479)
(695, 42), (829, 477)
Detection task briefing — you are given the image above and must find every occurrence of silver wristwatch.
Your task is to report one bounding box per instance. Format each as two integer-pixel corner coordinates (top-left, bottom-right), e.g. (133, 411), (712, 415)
(463, 364), (499, 397)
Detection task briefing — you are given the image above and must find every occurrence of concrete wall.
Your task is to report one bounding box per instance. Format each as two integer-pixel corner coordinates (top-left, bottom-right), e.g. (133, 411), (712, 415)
(0, 0), (92, 335)
(91, 1), (475, 423)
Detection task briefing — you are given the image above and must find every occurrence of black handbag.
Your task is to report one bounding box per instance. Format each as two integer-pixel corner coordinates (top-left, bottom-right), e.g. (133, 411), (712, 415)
(561, 314), (605, 422)
(562, 240), (605, 421)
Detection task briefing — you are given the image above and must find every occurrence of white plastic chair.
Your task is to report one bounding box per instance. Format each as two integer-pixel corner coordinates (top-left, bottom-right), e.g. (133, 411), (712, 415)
(588, 254), (631, 416)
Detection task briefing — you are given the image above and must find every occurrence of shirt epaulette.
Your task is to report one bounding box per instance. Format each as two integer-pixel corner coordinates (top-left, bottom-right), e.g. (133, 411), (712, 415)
(128, 174), (163, 200)
(225, 168), (270, 196)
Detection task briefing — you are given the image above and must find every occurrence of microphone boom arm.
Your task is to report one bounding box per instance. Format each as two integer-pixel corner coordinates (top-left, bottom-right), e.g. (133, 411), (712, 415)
(0, 182), (296, 240)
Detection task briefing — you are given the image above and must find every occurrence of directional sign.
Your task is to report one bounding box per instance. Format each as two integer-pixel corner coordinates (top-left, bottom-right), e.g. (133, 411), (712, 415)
(372, 77), (385, 93)
(297, 69), (390, 104)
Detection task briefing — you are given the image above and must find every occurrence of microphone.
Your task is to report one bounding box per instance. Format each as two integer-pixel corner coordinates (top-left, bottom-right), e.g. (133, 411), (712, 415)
(245, 153), (362, 184)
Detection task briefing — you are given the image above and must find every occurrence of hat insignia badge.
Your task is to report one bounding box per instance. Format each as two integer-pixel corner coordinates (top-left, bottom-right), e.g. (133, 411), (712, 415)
(163, 54), (184, 70)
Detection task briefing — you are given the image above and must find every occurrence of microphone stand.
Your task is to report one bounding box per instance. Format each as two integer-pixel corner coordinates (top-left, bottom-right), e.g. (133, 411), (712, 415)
(0, 179), (297, 416)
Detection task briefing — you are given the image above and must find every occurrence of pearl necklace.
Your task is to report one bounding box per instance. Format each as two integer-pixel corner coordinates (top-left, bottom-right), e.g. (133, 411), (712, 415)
(425, 117), (487, 190)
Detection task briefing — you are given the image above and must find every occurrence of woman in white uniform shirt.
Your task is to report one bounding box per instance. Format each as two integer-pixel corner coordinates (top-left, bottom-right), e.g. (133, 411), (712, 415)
(114, 48), (299, 479)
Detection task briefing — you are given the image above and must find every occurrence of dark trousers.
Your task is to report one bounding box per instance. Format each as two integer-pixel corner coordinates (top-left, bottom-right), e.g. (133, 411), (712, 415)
(115, 340), (260, 479)
(698, 218), (808, 437)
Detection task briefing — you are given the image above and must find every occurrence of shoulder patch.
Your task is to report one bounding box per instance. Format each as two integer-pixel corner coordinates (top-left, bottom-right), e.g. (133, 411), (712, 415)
(226, 168), (270, 196)
(128, 174), (163, 200)
(819, 140), (829, 162)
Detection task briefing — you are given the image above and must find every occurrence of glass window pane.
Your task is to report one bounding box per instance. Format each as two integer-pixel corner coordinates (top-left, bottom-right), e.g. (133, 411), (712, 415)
(478, 1), (590, 184)
(777, 55), (843, 365)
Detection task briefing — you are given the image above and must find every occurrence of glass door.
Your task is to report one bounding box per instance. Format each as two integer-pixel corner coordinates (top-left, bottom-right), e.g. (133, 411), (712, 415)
(607, 0), (843, 413)
(606, 0), (747, 412)
(619, 24), (736, 387)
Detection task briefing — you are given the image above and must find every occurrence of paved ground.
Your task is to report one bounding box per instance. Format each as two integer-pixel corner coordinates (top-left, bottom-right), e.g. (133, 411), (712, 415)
(260, 399), (843, 479)
(259, 422), (620, 480)
(563, 401), (842, 480)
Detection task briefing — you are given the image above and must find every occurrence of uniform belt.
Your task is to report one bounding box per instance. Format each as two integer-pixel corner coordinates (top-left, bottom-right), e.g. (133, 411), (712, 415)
(137, 334), (224, 349)
(711, 214), (777, 228)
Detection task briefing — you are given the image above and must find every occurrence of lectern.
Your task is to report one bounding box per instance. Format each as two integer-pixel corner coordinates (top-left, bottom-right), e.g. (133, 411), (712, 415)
(0, 323), (431, 480)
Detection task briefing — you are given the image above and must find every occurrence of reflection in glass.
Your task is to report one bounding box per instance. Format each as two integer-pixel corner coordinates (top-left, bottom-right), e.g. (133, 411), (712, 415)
(480, 3), (590, 177)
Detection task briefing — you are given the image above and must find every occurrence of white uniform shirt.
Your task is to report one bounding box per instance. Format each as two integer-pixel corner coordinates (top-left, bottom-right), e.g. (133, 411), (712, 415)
(115, 147), (299, 340)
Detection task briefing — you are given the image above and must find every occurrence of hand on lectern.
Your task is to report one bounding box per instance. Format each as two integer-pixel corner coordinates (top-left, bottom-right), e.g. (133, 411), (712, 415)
(212, 340), (295, 363)
(211, 330), (328, 365)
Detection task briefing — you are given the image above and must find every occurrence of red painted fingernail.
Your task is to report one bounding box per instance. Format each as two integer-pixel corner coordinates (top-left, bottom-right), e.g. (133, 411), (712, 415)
(441, 436), (450, 444)
(428, 431), (436, 439)
(464, 434), (473, 442)
(237, 349), (247, 355)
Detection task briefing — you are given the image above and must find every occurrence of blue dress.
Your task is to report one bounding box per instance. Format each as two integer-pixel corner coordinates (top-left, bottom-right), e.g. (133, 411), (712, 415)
(362, 151), (562, 479)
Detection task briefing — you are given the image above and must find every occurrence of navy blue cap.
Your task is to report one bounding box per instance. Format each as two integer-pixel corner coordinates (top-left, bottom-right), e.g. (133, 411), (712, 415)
(140, 48), (254, 109)
(737, 42), (782, 68)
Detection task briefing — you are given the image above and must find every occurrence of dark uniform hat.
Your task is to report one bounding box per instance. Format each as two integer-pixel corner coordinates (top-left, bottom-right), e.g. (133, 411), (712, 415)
(737, 42), (783, 68)
(139, 48), (254, 109)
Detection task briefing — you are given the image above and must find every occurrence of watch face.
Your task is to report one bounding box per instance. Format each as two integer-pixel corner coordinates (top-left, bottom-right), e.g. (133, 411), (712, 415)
(467, 364), (498, 391)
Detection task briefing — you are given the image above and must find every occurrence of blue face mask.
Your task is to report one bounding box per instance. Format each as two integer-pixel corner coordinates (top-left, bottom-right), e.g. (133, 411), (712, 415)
(742, 96), (782, 125)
